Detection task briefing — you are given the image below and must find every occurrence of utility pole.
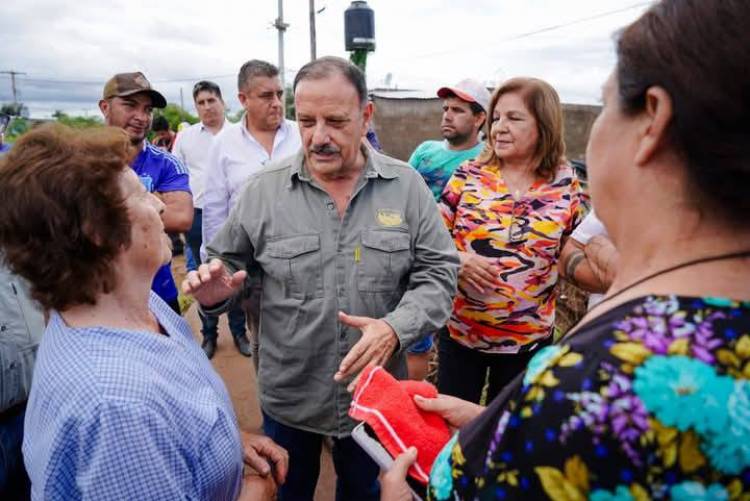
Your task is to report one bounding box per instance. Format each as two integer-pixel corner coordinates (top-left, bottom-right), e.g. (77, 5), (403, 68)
(274, 0), (289, 89)
(1, 70), (27, 106)
(309, 0), (317, 61)
(179, 87), (184, 110)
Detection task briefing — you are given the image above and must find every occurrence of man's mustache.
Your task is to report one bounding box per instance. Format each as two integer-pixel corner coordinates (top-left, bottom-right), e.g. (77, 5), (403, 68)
(310, 144), (341, 155)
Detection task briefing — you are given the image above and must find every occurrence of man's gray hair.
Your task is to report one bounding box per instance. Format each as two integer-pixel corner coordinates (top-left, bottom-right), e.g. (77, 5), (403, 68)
(237, 60), (279, 92)
(293, 56), (367, 107)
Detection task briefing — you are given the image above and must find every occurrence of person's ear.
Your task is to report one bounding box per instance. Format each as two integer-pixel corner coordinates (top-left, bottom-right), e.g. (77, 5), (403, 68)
(98, 99), (109, 119)
(475, 111), (487, 130)
(634, 86), (673, 166)
(362, 101), (373, 131)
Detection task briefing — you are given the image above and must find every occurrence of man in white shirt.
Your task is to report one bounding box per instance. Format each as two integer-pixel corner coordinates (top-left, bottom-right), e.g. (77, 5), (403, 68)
(201, 61), (301, 358)
(173, 81), (250, 359)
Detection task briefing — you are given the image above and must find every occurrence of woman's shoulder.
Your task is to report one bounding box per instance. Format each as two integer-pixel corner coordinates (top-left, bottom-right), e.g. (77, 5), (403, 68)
(449, 295), (750, 500)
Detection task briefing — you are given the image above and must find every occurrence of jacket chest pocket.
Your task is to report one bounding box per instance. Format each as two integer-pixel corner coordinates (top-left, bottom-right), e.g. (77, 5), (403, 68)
(358, 229), (413, 292)
(266, 234), (324, 299)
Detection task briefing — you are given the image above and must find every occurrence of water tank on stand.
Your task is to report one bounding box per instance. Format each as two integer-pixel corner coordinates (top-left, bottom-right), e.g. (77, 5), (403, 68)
(345, 1), (375, 52)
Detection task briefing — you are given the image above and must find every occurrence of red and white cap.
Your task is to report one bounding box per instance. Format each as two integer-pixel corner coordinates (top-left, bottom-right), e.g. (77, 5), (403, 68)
(437, 78), (491, 113)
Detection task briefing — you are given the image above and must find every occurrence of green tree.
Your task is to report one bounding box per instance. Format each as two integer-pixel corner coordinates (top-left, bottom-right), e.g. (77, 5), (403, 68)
(5, 117), (29, 142)
(285, 85), (295, 120)
(154, 104), (198, 131)
(52, 110), (102, 129)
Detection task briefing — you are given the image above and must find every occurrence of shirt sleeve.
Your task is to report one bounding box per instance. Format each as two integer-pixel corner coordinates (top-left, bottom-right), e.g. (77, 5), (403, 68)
(201, 139), (232, 262)
(382, 173), (459, 351)
(203, 178), (258, 314)
(437, 161), (469, 234)
(571, 210), (607, 245)
(407, 143), (424, 168)
(155, 153), (191, 194)
(563, 174), (585, 238)
(172, 130), (186, 164)
(41, 401), (199, 500)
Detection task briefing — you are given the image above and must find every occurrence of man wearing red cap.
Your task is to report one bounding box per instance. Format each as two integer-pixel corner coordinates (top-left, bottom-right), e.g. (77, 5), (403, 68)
(406, 78), (490, 379)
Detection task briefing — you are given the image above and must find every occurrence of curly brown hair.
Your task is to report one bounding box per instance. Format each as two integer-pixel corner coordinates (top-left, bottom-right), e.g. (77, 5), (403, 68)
(477, 77), (565, 180)
(0, 124), (135, 310)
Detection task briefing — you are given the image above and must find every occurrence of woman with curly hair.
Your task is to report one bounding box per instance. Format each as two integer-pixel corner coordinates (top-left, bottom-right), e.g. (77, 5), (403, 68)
(0, 124), (287, 500)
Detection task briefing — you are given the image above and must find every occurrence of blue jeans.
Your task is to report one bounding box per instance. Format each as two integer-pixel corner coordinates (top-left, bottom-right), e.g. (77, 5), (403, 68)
(186, 208), (247, 340)
(0, 402), (30, 500)
(262, 411), (380, 501)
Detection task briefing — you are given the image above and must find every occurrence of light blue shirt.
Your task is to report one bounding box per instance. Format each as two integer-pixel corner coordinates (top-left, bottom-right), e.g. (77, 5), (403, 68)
(23, 293), (243, 500)
(408, 140), (484, 201)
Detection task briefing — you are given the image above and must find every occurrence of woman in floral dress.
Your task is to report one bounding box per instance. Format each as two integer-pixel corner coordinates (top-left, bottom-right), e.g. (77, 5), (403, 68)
(380, 0), (750, 499)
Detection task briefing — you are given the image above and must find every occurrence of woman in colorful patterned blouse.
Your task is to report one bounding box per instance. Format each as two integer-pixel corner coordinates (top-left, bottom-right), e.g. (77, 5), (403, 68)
(380, 0), (750, 500)
(436, 77), (583, 404)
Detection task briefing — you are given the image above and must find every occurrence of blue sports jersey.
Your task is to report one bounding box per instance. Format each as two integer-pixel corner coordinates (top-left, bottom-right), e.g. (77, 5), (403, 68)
(131, 142), (190, 302)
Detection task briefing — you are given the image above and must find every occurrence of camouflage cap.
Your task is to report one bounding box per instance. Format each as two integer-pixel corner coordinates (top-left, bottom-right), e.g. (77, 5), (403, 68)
(102, 72), (167, 108)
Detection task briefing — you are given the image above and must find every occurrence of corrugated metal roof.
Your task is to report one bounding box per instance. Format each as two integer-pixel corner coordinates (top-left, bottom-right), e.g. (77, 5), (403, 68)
(369, 89), (437, 100)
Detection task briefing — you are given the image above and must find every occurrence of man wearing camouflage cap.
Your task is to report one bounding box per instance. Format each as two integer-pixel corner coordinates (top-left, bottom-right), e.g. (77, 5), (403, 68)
(99, 72), (193, 314)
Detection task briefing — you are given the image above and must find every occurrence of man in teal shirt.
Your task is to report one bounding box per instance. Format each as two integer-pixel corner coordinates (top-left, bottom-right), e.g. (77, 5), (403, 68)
(408, 79), (490, 201)
(406, 79), (489, 378)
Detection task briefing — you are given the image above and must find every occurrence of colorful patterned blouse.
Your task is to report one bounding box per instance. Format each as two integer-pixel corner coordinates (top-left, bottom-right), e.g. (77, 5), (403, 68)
(439, 159), (583, 353)
(428, 295), (750, 500)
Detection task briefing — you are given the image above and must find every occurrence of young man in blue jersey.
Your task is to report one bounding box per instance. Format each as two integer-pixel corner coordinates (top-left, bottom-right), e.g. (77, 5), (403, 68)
(99, 72), (193, 314)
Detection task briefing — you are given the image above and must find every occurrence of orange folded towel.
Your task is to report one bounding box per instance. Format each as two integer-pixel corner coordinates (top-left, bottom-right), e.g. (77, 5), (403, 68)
(349, 366), (452, 485)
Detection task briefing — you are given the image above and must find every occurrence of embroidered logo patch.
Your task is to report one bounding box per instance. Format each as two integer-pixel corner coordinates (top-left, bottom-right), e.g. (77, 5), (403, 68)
(376, 209), (403, 227)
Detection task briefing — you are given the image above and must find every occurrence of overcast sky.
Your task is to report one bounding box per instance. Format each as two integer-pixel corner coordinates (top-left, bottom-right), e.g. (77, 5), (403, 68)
(0, 0), (652, 118)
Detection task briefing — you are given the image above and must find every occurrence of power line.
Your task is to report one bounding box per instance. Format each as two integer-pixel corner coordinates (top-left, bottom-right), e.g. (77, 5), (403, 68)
(398, 1), (652, 61)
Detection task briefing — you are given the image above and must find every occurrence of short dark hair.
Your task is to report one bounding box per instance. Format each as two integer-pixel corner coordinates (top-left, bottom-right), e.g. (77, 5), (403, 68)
(0, 124), (134, 310)
(616, 0), (750, 223)
(237, 60), (279, 92)
(151, 115), (170, 132)
(293, 56), (367, 107)
(192, 80), (223, 101)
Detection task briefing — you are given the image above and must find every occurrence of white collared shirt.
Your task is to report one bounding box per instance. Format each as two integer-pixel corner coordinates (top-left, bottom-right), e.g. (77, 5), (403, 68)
(172, 120), (228, 209)
(201, 116), (301, 258)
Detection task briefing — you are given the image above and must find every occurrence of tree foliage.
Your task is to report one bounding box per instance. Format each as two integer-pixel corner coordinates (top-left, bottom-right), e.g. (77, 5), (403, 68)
(52, 110), (102, 129)
(154, 103), (198, 131)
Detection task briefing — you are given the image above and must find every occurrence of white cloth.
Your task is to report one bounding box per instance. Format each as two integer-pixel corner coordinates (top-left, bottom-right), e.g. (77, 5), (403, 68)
(571, 210), (608, 308)
(201, 116), (301, 260)
(172, 120), (228, 208)
(571, 210), (607, 245)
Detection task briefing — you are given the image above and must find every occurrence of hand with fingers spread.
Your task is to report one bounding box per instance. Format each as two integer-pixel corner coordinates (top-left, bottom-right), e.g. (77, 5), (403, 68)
(334, 312), (399, 390)
(241, 431), (289, 485)
(380, 447), (418, 501)
(413, 393), (485, 431)
(457, 251), (500, 294)
(181, 258), (246, 306)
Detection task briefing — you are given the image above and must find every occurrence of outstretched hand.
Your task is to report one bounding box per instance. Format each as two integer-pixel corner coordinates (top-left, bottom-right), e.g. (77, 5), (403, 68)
(181, 258), (246, 307)
(334, 312), (399, 391)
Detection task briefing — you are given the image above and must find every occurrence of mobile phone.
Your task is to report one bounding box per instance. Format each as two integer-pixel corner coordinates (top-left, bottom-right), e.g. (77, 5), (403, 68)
(351, 422), (426, 501)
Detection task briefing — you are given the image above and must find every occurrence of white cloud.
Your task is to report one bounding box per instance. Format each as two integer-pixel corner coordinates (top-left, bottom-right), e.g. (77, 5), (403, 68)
(0, 0), (651, 117)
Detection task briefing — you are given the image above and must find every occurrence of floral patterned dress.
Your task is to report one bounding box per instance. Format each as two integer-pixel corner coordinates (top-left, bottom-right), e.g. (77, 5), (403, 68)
(428, 295), (750, 500)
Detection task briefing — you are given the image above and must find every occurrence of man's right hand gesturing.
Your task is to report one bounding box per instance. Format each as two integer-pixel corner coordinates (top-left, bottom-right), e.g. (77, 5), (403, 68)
(181, 258), (247, 306)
